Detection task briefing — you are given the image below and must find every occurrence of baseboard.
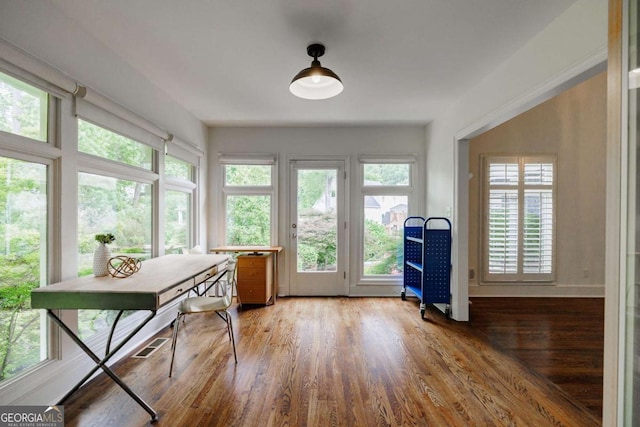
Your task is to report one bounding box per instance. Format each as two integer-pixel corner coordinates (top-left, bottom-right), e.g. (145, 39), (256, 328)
(469, 283), (604, 297)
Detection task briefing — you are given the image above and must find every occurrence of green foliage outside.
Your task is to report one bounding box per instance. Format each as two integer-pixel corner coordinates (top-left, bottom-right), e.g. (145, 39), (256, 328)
(76, 122), (156, 339)
(77, 173), (152, 338)
(78, 120), (152, 170)
(226, 195), (270, 246)
(165, 156), (192, 181)
(165, 190), (190, 254)
(225, 165), (270, 186)
(0, 157), (46, 381)
(0, 72), (47, 141)
(363, 219), (402, 275)
(363, 163), (409, 185)
(297, 210), (337, 271)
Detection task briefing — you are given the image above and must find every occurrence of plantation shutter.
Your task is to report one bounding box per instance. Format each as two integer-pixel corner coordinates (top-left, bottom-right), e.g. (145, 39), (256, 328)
(487, 162), (519, 277)
(522, 162), (554, 275)
(483, 157), (555, 282)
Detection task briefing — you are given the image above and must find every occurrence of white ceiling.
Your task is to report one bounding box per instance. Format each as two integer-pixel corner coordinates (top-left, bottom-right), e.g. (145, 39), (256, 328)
(46, 0), (578, 126)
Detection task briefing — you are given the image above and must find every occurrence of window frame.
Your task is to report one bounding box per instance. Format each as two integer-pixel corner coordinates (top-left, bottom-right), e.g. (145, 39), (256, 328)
(0, 69), (59, 385)
(357, 157), (416, 284)
(164, 155), (197, 253)
(219, 156), (278, 246)
(0, 70), (49, 143)
(481, 155), (557, 283)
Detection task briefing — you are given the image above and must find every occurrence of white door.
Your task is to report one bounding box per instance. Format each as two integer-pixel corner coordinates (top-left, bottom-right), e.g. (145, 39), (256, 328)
(289, 160), (347, 295)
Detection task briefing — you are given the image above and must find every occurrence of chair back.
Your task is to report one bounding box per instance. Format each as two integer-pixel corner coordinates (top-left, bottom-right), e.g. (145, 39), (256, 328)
(209, 260), (237, 310)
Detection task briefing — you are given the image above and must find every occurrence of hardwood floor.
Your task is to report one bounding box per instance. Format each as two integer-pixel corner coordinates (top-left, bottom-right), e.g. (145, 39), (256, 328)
(467, 297), (604, 419)
(63, 297), (601, 426)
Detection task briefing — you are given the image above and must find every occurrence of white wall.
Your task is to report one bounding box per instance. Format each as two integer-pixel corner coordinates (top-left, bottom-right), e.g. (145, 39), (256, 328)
(426, 0), (608, 320)
(209, 126), (426, 296)
(468, 72), (607, 297)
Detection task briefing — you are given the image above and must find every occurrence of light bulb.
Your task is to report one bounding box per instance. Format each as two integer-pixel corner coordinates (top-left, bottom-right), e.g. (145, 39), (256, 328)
(311, 74), (321, 84)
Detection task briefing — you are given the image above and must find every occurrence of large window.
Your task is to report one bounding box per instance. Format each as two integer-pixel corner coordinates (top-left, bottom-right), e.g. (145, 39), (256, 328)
(165, 156), (195, 254)
(221, 161), (275, 246)
(77, 116), (155, 339)
(361, 162), (412, 277)
(482, 156), (555, 282)
(0, 69), (51, 384)
(77, 172), (152, 338)
(0, 156), (48, 382)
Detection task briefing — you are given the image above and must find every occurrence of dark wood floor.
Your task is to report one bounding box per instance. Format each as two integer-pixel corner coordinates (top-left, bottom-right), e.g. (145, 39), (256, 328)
(63, 297), (602, 426)
(467, 297), (604, 419)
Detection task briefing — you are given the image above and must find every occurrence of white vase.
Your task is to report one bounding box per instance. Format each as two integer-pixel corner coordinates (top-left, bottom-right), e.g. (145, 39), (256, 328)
(93, 243), (112, 277)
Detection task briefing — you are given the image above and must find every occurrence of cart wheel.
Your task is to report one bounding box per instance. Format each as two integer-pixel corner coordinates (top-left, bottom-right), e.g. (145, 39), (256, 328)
(445, 306), (451, 318)
(420, 308), (425, 319)
(401, 291), (406, 300)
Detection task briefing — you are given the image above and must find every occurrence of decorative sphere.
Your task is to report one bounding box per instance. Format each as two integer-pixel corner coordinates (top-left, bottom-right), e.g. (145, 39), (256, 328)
(107, 256), (142, 278)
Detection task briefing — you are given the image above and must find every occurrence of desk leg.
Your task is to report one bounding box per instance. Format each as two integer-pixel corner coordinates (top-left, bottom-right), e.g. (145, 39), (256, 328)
(272, 252), (278, 304)
(48, 310), (159, 422)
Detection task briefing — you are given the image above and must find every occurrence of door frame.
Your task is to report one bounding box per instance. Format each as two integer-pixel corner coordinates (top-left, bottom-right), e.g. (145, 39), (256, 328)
(287, 156), (349, 296)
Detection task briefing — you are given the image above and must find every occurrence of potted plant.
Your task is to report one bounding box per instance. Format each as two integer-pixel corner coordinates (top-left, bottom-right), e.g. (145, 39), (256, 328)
(93, 233), (116, 276)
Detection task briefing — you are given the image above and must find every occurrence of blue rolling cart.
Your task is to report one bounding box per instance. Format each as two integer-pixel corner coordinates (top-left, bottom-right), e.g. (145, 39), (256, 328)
(401, 216), (452, 319)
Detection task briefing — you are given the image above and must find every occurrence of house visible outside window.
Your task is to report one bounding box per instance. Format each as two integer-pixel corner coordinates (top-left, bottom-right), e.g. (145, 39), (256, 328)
(221, 160), (276, 246)
(0, 71), (51, 382)
(77, 120), (155, 339)
(361, 161), (413, 277)
(482, 156), (556, 282)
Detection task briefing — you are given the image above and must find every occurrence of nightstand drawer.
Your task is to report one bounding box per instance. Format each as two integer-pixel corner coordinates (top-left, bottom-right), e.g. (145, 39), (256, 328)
(237, 267), (265, 281)
(238, 283), (267, 303)
(237, 253), (272, 305)
(237, 256), (267, 269)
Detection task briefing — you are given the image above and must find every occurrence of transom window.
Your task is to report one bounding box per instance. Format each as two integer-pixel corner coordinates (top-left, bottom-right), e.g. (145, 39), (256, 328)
(78, 119), (152, 170)
(0, 71), (48, 142)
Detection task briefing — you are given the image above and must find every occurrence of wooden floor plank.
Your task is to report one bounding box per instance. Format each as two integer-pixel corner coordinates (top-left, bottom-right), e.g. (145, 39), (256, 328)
(468, 297), (604, 419)
(63, 297), (602, 426)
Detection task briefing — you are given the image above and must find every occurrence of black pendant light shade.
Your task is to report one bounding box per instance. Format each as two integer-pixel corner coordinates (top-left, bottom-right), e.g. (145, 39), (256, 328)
(290, 44), (343, 100)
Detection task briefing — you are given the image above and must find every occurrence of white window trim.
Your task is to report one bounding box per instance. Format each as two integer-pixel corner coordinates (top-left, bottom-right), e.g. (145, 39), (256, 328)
(0, 70), (61, 393)
(356, 157), (417, 285)
(218, 156), (278, 246)
(481, 155), (557, 283)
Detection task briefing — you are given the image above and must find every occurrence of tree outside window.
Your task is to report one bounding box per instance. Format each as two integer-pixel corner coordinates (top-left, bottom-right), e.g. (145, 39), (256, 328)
(0, 157), (47, 381)
(362, 163), (411, 276)
(223, 163), (274, 246)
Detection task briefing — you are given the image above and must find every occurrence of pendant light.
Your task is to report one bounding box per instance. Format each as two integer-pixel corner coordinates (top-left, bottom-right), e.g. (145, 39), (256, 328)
(289, 43), (343, 100)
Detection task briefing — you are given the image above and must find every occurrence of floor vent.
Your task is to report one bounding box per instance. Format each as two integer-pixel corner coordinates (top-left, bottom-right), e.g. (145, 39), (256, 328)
(132, 337), (169, 359)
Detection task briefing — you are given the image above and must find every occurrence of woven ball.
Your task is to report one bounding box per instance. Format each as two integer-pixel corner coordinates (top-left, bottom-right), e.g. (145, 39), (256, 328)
(107, 256), (142, 278)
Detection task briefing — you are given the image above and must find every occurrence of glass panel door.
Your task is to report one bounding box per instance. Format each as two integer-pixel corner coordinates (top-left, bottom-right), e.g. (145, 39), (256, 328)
(289, 160), (346, 295)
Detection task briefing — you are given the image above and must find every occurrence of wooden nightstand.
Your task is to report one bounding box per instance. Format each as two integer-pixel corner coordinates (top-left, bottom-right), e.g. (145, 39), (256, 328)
(236, 253), (273, 305)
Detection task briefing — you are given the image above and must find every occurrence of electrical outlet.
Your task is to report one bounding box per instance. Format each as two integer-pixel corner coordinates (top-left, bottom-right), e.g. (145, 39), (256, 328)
(583, 269), (590, 279)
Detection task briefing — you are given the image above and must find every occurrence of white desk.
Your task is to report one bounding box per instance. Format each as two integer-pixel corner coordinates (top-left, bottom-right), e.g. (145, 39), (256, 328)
(31, 254), (229, 422)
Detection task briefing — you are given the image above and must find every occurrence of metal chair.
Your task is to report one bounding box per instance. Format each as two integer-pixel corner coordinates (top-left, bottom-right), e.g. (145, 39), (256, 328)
(169, 260), (237, 377)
